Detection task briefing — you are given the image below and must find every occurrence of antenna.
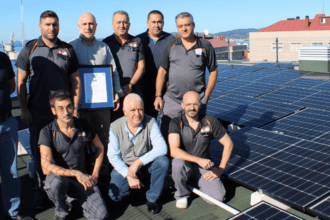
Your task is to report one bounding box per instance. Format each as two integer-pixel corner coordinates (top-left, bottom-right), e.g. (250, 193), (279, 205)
(323, 0), (325, 14)
(21, 0), (24, 47)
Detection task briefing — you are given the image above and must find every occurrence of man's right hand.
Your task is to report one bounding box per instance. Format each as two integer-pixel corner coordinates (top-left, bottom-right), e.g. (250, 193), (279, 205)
(197, 158), (213, 170)
(154, 97), (163, 111)
(128, 178), (144, 189)
(75, 171), (93, 191)
(21, 109), (33, 125)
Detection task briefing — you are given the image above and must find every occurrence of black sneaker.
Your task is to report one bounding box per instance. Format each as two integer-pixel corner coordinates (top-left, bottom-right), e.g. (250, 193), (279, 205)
(33, 191), (49, 209)
(6, 213), (33, 220)
(146, 201), (160, 214)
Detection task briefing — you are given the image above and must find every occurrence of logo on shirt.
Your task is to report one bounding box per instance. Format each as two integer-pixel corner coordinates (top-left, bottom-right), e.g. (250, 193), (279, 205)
(78, 131), (86, 137)
(58, 50), (68, 56)
(129, 42), (138, 47)
(201, 124), (211, 137)
(195, 48), (203, 56)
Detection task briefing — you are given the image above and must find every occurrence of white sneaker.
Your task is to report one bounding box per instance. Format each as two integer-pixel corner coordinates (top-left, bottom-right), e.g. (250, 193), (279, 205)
(176, 197), (188, 209)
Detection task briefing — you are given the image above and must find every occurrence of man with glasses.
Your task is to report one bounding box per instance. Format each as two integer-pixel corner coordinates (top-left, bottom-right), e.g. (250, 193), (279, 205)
(154, 12), (218, 141)
(108, 93), (169, 214)
(168, 91), (233, 209)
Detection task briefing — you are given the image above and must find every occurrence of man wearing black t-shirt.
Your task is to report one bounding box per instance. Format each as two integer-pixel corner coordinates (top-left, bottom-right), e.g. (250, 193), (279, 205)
(168, 91), (233, 209)
(38, 90), (107, 220)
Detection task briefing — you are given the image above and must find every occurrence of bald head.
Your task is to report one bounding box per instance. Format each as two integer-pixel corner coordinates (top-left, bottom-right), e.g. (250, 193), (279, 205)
(182, 91), (200, 104)
(123, 93), (144, 110)
(78, 13), (97, 43)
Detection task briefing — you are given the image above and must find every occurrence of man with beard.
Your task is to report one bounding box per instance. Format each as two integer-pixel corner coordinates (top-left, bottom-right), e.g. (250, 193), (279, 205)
(16, 10), (81, 209)
(103, 10), (145, 122)
(136, 10), (174, 119)
(154, 12), (218, 142)
(69, 12), (123, 185)
(168, 91), (233, 209)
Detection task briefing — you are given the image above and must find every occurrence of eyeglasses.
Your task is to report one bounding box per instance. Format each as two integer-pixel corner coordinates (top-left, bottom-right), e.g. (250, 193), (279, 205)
(56, 105), (74, 113)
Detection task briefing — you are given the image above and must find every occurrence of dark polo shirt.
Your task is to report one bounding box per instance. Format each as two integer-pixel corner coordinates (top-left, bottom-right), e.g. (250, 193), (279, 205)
(102, 34), (144, 87)
(15, 36), (79, 117)
(169, 114), (226, 159)
(0, 52), (15, 117)
(136, 30), (174, 91)
(159, 37), (217, 103)
(38, 117), (95, 174)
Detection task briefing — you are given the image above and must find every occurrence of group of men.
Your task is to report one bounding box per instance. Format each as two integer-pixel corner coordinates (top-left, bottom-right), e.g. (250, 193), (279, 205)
(0, 8), (233, 220)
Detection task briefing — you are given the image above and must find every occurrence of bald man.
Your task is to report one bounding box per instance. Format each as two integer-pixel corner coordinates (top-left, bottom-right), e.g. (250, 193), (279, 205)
(69, 13), (123, 186)
(108, 93), (169, 214)
(168, 91), (233, 209)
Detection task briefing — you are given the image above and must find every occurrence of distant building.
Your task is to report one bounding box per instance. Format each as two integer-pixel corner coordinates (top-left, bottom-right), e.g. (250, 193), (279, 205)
(249, 14), (330, 62)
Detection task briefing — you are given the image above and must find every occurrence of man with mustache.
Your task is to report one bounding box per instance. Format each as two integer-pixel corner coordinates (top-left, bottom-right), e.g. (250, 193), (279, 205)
(136, 10), (174, 119)
(103, 11), (145, 122)
(16, 10), (81, 209)
(168, 91), (233, 209)
(154, 12), (218, 142)
(38, 90), (108, 220)
(69, 12), (123, 185)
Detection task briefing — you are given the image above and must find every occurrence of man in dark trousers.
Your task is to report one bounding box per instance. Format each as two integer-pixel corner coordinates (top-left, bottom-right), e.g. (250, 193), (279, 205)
(39, 90), (107, 220)
(136, 10), (174, 119)
(0, 52), (32, 220)
(16, 10), (81, 209)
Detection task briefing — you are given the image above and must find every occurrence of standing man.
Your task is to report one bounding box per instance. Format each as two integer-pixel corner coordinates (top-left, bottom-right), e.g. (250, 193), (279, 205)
(68, 12), (123, 185)
(103, 10), (145, 122)
(108, 94), (169, 214)
(154, 12), (218, 140)
(136, 10), (174, 119)
(0, 52), (32, 220)
(16, 10), (81, 209)
(168, 91), (233, 209)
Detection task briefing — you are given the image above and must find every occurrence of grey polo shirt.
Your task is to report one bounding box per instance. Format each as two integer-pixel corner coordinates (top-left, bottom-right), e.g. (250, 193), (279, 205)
(159, 37), (217, 103)
(102, 34), (145, 86)
(16, 36), (79, 116)
(68, 36), (122, 94)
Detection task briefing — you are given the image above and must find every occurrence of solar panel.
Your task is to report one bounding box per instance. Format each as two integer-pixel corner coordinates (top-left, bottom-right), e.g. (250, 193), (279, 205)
(228, 82), (279, 98)
(258, 87), (319, 104)
(261, 108), (330, 141)
(210, 128), (330, 210)
(209, 90), (227, 100)
(216, 100), (301, 127)
(219, 71), (247, 80)
(228, 201), (304, 220)
(293, 91), (330, 111)
(278, 63), (297, 69)
(206, 94), (257, 117)
(253, 63), (279, 68)
(307, 195), (330, 220)
(254, 73), (298, 85)
(281, 78), (328, 89)
(213, 79), (251, 92)
(254, 68), (283, 75)
(233, 72), (268, 82)
(312, 81), (330, 92)
(312, 131), (330, 146)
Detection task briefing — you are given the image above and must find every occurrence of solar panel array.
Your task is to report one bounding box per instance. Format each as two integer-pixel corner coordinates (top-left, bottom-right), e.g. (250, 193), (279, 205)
(307, 195), (330, 219)
(228, 201), (304, 220)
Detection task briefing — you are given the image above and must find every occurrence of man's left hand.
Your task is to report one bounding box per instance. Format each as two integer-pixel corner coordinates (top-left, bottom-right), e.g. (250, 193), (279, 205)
(127, 160), (142, 179)
(123, 84), (133, 96)
(203, 167), (224, 182)
(113, 93), (120, 111)
(89, 175), (98, 187)
(73, 109), (79, 118)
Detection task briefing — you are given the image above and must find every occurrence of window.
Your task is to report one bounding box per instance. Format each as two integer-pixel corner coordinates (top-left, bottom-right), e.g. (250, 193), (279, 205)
(321, 18), (326, 24)
(312, 42), (323, 46)
(272, 43), (283, 51)
(290, 43), (302, 51)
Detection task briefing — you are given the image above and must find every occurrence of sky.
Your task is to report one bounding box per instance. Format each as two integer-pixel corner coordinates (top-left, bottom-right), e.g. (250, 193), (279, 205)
(0, 0), (327, 43)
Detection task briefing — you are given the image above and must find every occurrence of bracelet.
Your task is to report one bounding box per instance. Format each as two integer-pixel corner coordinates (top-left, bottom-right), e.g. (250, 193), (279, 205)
(74, 106), (79, 110)
(127, 176), (131, 181)
(129, 83), (134, 87)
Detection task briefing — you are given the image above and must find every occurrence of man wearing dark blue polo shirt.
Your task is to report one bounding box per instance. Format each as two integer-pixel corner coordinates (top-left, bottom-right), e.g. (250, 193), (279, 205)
(16, 10), (81, 209)
(103, 10), (145, 122)
(136, 10), (174, 119)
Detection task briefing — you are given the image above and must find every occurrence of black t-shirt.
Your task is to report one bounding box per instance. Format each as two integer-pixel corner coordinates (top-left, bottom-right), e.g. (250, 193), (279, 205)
(0, 52), (15, 117)
(38, 118), (95, 174)
(15, 36), (79, 116)
(169, 114), (226, 159)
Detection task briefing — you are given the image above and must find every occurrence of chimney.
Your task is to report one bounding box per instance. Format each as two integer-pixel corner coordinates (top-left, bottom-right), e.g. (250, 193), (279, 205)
(218, 35), (221, 39)
(296, 16), (300, 20)
(305, 16), (310, 28)
(210, 35), (213, 38)
(195, 32), (198, 37)
(202, 33), (205, 39)
(222, 35), (225, 40)
(175, 34), (177, 38)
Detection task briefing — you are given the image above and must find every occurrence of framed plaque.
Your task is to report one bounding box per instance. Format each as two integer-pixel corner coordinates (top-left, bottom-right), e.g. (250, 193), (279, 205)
(79, 65), (114, 109)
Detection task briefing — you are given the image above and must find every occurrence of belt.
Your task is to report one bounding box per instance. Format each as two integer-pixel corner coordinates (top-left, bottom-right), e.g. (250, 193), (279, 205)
(0, 112), (12, 123)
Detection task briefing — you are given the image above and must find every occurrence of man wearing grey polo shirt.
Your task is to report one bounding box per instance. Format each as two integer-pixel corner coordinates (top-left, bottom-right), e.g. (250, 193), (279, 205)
(69, 12), (123, 184)
(154, 12), (218, 140)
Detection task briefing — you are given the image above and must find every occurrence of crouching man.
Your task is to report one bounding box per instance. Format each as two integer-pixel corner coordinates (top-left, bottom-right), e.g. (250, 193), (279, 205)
(168, 91), (233, 209)
(38, 90), (108, 220)
(108, 93), (169, 214)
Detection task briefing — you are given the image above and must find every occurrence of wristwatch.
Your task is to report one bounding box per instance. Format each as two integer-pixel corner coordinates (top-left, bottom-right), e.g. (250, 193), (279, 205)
(74, 106), (80, 110)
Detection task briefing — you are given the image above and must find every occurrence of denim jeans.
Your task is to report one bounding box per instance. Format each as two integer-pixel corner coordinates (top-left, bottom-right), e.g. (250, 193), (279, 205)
(0, 116), (21, 216)
(109, 155), (169, 203)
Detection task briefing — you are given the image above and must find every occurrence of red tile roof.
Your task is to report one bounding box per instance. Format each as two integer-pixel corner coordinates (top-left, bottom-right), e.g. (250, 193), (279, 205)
(208, 38), (237, 48)
(258, 14), (330, 32)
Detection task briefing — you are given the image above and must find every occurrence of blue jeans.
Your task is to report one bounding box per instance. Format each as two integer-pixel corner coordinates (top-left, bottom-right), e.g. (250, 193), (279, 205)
(0, 116), (21, 216)
(109, 156), (169, 203)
